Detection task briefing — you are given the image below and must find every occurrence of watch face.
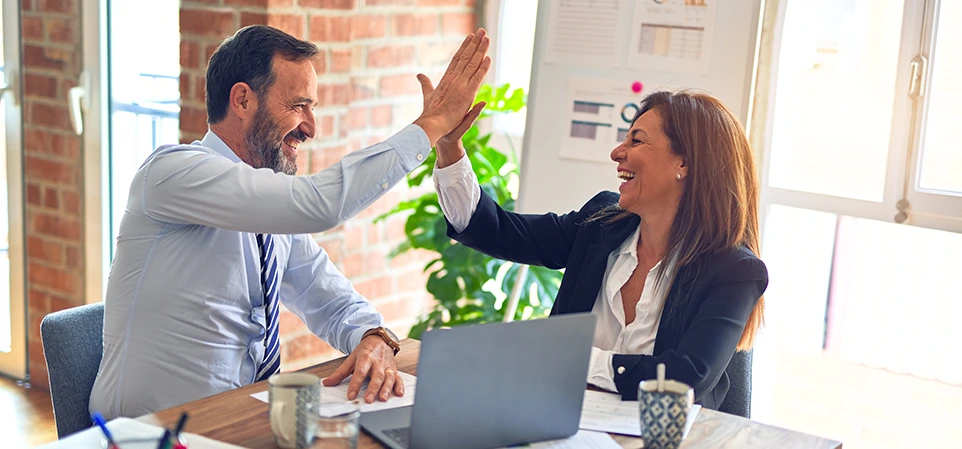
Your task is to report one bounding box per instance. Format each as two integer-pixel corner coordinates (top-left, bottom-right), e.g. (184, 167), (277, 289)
(383, 327), (400, 343)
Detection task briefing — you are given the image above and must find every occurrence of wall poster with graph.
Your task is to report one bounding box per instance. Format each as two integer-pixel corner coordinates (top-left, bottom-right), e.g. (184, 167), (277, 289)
(628, 0), (719, 74)
(560, 77), (647, 163)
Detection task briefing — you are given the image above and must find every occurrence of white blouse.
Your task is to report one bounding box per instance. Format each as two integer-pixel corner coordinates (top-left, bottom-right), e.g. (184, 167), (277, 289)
(434, 155), (673, 392)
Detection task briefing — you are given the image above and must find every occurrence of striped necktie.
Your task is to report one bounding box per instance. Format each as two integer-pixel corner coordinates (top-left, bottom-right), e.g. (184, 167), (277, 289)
(255, 233), (281, 382)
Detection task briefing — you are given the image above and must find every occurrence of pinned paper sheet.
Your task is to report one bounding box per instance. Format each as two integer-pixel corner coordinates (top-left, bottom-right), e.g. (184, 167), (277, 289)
(580, 390), (701, 437)
(542, 0), (627, 68)
(628, 0), (719, 74)
(251, 371), (417, 416)
(497, 430), (621, 449)
(560, 77), (647, 164)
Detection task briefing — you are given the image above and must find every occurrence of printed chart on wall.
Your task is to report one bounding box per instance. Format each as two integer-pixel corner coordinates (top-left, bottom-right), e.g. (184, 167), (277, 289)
(629, 0), (719, 74)
(561, 77), (647, 164)
(542, 0), (629, 68)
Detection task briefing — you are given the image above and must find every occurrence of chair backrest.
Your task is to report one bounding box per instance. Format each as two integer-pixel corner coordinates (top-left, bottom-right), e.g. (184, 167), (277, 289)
(40, 302), (105, 438)
(718, 349), (752, 418)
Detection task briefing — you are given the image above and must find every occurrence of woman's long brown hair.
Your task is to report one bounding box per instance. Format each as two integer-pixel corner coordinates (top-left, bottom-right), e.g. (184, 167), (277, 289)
(600, 90), (764, 350)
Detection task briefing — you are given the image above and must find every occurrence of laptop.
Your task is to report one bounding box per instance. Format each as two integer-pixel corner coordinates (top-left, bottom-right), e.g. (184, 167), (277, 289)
(360, 313), (596, 449)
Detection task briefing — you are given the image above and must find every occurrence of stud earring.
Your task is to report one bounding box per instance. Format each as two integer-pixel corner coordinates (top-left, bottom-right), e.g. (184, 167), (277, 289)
(676, 173), (682, 180)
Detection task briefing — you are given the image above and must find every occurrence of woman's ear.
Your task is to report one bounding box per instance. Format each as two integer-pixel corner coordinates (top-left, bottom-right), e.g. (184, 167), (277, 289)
(228, 82), (256, 120)
(677, 158), (688, 180)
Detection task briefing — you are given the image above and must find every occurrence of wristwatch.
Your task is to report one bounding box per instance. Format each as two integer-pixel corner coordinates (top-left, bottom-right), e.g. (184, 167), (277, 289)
(363, 326), (401, 355)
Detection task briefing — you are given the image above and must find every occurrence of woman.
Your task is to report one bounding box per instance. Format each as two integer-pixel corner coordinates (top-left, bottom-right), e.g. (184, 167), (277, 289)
(432, 90), (767, 411)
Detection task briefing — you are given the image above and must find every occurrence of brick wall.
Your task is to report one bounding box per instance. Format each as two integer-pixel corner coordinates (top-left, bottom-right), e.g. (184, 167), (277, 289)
(21, 0), (86, 389)
(180, 0), (477, 371)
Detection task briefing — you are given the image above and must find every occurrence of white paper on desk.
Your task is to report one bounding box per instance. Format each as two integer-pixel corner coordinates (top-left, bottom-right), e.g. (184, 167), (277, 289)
(580, 390), (701, 437)
(496, 430), (621, 449)
(35, 417), (248, 449)
(250, 371), (417, 416)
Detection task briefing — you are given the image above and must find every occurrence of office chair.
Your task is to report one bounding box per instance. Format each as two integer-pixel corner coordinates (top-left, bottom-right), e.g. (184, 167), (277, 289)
(718, 349), (753, 418)
(40, 302), (105, 438)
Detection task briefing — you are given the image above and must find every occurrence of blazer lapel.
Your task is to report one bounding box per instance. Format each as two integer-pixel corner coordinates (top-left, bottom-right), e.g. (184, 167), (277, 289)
(566, 217), (640, 314)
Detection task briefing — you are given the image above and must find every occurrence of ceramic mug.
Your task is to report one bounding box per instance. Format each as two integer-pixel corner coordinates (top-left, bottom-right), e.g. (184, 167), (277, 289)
(637, 379), (694, 449)
(269, 372), (321, 449)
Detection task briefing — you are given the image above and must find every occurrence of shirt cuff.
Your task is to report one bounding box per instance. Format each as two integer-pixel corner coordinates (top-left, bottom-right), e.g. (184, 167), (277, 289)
(388, 124), (432, 172)
(433, 153), (475, 188)
(587, 347), (618, 393)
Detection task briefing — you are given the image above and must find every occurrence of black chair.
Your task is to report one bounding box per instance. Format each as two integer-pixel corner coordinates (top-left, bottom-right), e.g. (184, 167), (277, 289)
(718, 350), (752, 418)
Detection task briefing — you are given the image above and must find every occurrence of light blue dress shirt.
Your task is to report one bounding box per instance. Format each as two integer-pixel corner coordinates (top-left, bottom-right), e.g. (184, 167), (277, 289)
(89, 125), (430, 419)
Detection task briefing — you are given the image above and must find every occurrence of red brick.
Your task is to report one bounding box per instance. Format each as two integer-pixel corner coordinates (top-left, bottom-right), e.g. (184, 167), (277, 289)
(62, 190), (80, 216)
(385, 216), (407, 242)
(194, 77), (208, 105)
(392, 14), (436, 37)
(25, 156), (76, 184)
(299, 0), (354, 8)
(31, 212), (82, 241)
(23, 45), (68, 71)
(351, 76), (377, 101)
(311, 53), (328, 75)
(348, 106), (369, 131)
(379, 73), (421, 97)
(29, 102), (71, 129)
(181, 41), (201, 70)
(352, 15), (387, 39)
(180, 106), (209, 134)
(308, 144), (348, 172)
(374, 297), (423, 322)
(43, 187), (59, 210)
(37, 0), (75, 14)
(317, 83), (352, 107)
(354, 275), (392, 300)
(345, 225), (365, 250)
(267, 14), (306, 39)
(205, 44), (219, 63)
(22, 0), (32, 11)
(396, 268), (428, 293)
(180, 74), (192, 104)
(417, 41), (461, 66)
(365, 0), (414, 5)
(442, 12), (473, 36)
(65, 245), (81, 267)
(309, 16), (351, 43)
(282, 333), (335, 362)
(46, 17), (75, 43)
(27, 236), (63, 265)
(27, 183), (41, 206)
(279, 308), (309, 335)
(22, 16), (44, 41)
(28, 262), (79, 295)
(50, 133), (80, 159)
(24, 73), (58, 100)
(316, 238), (344, 263)
(330, 48), (352, 73)
(240, 12), (267, 28)
(416, 0), (459, 4)
(224, 0), (295, 6)
(367, 45), (415, 68)
(315, 115), (336, 140)
(180, 8), (238, 39)
(371, 104), (393, 127)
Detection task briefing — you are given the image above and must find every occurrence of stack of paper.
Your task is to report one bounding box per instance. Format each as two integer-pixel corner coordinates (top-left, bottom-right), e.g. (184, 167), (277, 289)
(251, 371), (418, 416)
(580, 390), (701, 438)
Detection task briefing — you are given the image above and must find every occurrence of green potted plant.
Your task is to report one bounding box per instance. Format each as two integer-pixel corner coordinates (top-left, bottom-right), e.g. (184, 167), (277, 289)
(377, 84), (564, 338)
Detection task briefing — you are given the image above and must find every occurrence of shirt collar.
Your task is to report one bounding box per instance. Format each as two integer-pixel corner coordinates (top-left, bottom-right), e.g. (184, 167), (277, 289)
(200, 130), (244, 164)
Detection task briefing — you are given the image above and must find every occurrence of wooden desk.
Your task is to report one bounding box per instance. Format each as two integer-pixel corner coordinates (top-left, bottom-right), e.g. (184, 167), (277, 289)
(139, 339), (842, 449)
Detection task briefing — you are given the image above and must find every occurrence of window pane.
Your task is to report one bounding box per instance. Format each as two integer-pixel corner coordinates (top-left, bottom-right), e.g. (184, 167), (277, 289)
(109, 0), (180, 257)
(917, 1), (962, 194)
(768, 0), (905, 201)
(0, 9), (8, 353)
(494, 0), (538, 136)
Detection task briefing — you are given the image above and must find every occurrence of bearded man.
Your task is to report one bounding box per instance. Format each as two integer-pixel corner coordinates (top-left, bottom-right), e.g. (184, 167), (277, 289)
(89, 25), (490, 419)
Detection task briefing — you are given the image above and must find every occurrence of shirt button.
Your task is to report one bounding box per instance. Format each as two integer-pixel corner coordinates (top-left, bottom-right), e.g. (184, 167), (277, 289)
(381, 182), (388, 189)
(416, 153), (424, 161)
(617, 366), (626, 375)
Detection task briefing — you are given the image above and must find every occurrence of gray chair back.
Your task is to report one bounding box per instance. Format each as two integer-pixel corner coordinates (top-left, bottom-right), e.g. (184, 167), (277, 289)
(40, 302), (104, 438)
(718, 349), (752, 418)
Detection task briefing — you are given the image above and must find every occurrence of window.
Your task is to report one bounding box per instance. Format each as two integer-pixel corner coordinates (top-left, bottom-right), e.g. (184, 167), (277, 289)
(488, 0), (539, 137)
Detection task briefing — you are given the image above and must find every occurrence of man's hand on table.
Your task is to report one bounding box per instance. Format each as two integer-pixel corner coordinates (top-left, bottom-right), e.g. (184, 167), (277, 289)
(322, 335), (403, 403)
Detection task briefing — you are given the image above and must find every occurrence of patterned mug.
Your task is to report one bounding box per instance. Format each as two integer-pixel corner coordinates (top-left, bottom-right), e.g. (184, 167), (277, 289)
(269, 372), (321, 449)
(637, 379), (694, 449)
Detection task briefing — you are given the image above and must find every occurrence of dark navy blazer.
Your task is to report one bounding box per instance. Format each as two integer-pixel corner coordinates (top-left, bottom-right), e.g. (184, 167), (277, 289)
(447, 190), (768, 409)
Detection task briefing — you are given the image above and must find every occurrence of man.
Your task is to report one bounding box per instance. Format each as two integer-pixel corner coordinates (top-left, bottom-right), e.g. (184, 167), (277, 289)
(89, 25), (490, 419)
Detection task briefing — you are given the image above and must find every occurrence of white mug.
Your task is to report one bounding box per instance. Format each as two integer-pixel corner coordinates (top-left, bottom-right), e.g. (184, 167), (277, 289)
(268, 372), (320, 449)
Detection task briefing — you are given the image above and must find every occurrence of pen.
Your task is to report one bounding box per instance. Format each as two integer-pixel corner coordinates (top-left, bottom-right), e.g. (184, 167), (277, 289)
(172, 412), (190, 449)
(92, 412), (120, 449)
(157, 429), (172, 449)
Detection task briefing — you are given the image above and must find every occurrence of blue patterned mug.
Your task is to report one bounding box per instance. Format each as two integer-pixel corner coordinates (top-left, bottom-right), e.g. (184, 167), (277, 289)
(638, 379), (694, 449)
(269, 372), (321, 449)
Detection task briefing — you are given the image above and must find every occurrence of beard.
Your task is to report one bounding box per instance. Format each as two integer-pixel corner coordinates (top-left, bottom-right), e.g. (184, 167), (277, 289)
(244, 106), (304, 175)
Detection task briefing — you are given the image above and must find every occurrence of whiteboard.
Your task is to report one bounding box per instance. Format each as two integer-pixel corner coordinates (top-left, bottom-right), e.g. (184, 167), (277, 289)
(518, 0), (763, 214)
